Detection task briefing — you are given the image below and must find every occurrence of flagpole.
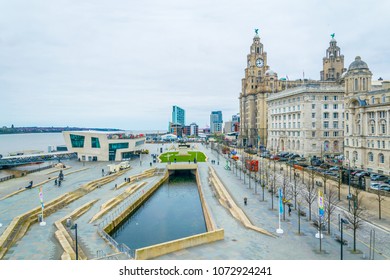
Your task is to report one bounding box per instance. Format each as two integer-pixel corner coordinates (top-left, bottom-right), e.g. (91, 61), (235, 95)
(276, 188), (284, 234)
(39, 187), (46, 226)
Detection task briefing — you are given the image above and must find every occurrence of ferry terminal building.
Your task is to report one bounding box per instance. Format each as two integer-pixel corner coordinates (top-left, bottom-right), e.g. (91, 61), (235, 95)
(63, 131), (146, 162)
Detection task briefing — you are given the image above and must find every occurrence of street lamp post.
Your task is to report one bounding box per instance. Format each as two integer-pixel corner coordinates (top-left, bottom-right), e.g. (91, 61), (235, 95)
(71, 223), (78, 260)
(347, 159), (351, 212)
(340, 218), (349, 260)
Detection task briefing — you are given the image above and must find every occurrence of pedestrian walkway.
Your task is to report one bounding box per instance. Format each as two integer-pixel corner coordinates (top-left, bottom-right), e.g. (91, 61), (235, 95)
(0, 143), (388, 260)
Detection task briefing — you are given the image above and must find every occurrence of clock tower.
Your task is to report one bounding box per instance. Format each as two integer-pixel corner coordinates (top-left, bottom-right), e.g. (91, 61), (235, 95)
(239, 30), (274, 149)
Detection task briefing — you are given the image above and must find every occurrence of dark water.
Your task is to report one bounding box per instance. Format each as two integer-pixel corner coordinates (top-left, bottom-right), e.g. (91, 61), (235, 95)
(110, 171), (207, 250)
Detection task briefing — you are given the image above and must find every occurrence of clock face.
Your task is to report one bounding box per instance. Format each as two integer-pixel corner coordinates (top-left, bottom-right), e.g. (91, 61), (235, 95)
(256, 58), (264, 67)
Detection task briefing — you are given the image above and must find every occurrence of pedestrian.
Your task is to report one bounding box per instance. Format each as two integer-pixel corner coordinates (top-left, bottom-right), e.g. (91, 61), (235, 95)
(244, 197), (247, 205)
(288, 204), (292, 216)
(150, 162), (152, 167)
(54, 179), (57, 186)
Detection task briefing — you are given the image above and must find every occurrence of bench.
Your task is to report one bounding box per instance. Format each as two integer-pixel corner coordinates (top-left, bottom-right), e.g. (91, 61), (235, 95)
(334, 234), (348, 245)
(312, 220), (326, 230)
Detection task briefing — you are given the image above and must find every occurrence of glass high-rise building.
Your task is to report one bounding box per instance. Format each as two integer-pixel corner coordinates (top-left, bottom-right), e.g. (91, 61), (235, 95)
(172, 105), (185, 126)
(210, 111), (223, 133)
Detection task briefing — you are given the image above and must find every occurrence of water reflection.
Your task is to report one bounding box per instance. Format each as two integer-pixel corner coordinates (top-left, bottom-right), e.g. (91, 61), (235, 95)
(110, 171), (206, 250)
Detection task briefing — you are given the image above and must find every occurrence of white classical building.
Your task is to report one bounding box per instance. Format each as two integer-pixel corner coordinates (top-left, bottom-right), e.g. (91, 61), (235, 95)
(343, 56), (390, 174)
(63, 131), (146, 162)
(267, 83), (345, 158)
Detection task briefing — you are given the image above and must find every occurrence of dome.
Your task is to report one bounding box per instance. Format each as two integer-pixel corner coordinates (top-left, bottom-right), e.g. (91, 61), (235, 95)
(265, 69), (276, 76)
(348, 56), (369, 71)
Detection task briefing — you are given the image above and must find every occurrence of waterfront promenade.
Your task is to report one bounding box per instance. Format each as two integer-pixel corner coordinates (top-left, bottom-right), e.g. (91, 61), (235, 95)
(0, 143), (389, 260)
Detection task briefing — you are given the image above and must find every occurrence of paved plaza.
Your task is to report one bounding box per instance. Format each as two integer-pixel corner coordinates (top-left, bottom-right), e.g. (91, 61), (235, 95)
(0, 143), (389, 260)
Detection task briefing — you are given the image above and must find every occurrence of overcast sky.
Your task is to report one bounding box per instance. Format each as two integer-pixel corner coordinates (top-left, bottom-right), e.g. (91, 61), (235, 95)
(1, 0), (390, 131)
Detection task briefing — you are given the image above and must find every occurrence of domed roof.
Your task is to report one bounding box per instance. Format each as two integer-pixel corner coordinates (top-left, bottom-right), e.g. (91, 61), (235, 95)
(348, 56), (369, 71)
(265, 69), (276, 76)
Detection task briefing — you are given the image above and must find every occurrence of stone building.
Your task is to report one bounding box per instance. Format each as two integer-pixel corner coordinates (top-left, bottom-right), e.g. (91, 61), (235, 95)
(239, 32), (302, 149)
(343, 56), (390, 174)
(267, 83), (345, 158)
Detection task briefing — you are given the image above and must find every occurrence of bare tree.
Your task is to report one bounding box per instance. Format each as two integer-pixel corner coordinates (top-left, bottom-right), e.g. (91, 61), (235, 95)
(375, 189), (386, 220)
(324, 188), (339, 235)
(321, 173), (329, 194)
(301, 170), (317, 221)
(281, 169), (293, 220)
(344, 188), (366, 252)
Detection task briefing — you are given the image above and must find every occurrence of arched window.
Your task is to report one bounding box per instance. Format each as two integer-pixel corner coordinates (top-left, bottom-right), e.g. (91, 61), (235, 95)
(380, 120), (386, 134)
(334, 141), (339, 152)
(353, 151), (358, 161)
(368, 152), (374, 162)
(324, 141), (330, 152)
(297, 140), (300, 150)
(370, 121), (375, 134)
(379, 153), (385, 164)
(382, 95), (386, 103)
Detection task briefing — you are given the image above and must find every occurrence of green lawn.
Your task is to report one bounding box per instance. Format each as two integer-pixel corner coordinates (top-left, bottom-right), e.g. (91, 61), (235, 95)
(159, 151), (206, 163)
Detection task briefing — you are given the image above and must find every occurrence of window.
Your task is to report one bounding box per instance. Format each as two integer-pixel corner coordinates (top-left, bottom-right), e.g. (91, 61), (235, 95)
(324, 96), (329, 100)
(135, 140), (145, 146)
(333, 104), (338, 109)
(382, 141), (385, 149)
(312, 113), (316, 118)
(346, 125), (349, 133)
(333, 131), (339, 136)
(324, 131), (329, 137)
(324, 104), (328, 109)
(70, 134), (85, 148)
(312, 132), (316, 137)
(333, 121), (339, 129)
(370, 122), (375, 134)
(109, 143), (129, 150)
(323, 121), (329, 129)
(333, 96), (338, 100)
(379, 111), (386, 118)
(91, 137), (101, 148)
(323, 113), (329, 119)
(312, 104), (316, 109)
(379, 153), (385, 164)
(381, 122), (386, 134)
(368, 152), (373, 162)
(346, 113), (349, 120)
(333, 112), (339, 118)
(312, 122), (316, 128)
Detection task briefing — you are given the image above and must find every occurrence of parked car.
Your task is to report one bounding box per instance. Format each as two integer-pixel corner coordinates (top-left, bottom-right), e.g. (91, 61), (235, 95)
(270, 155), (280, 160)
(306, 166), (317, 170)
(324, 171), (337, 176)
(351, 170), (363, 176)
(355, 171), (370, 177)
(278, 157), (289, 162)
(296, 157), (307, 162)
(379, 184), (390, 191)
(329, 166), (340, 171)
(370, 174), (388, 181)
(370, 182), (381, 190)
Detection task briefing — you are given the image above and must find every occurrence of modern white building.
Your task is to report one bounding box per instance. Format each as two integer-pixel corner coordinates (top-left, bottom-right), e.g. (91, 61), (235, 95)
(63, 131), (146, 162)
